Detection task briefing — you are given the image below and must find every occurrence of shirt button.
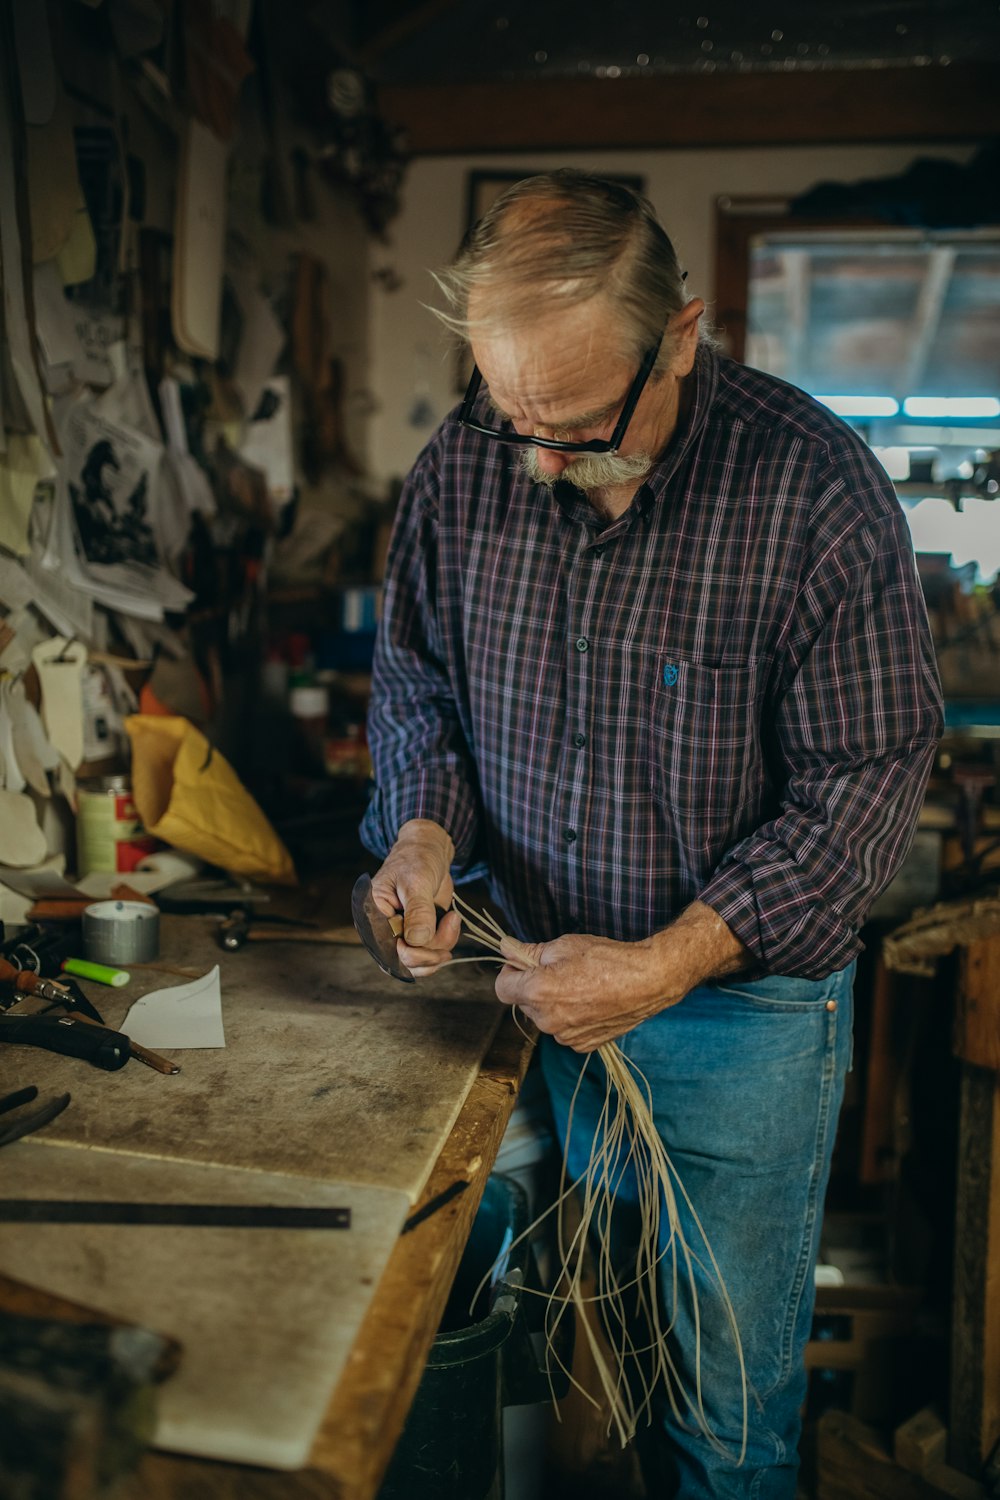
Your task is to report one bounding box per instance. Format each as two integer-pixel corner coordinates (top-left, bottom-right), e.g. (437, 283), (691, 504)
(565, 828), (577, 842)
(575, 636), (589, 653)
(573, 732), (587, 748)
(593, 547), (604, 558)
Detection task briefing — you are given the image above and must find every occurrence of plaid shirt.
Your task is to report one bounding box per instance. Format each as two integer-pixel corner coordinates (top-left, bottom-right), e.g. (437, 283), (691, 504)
(362, 348), (942, 977)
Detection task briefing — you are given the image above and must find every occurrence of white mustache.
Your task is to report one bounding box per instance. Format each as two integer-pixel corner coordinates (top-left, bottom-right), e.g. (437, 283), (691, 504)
(519, 445), (654, 493)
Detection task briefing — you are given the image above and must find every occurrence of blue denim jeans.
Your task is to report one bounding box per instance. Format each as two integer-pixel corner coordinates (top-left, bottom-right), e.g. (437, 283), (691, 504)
(540, 964), (854, 1499)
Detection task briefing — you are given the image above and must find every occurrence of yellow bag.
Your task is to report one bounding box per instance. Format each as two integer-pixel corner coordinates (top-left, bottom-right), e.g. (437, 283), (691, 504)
(124, 715), (297, 886)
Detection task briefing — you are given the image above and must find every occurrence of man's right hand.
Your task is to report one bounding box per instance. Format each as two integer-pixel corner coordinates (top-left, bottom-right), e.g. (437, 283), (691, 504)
(370, 820), (462, 977)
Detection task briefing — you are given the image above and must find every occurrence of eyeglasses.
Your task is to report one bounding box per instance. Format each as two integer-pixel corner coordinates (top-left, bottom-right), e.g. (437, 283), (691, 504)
(456, 335), (663, 455)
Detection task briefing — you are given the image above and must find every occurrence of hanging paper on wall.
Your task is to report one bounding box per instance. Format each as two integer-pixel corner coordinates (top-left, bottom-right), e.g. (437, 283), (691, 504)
(238, 375), (294, 514)
(230, 268), (285, 417)
(172, 117), (227, 359)
(0, 434), (55, 556)
(0, 50), (58, 452)
(62, 404), (163, 570)
(26, 88), (83, 263)
(36, 399), (192, 622)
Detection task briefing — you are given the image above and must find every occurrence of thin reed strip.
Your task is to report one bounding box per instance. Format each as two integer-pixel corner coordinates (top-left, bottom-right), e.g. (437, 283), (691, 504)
(453, 895), (747, 1463)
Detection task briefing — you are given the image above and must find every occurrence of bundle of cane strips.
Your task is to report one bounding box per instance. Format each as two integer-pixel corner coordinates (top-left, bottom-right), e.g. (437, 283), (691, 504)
(451, 892), (748, 1461)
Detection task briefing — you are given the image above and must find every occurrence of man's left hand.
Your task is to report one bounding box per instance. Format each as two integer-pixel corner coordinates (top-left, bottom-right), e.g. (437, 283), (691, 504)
(493, 902), (749, 1052)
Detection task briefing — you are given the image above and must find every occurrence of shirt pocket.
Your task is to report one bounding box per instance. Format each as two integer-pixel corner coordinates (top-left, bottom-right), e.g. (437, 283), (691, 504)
(645, 654), (765, 862)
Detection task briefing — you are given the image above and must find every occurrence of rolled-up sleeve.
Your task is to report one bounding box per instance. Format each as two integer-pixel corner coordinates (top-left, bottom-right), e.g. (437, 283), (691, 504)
(360, 445), (482, 866)
(700, 500), (943, 976)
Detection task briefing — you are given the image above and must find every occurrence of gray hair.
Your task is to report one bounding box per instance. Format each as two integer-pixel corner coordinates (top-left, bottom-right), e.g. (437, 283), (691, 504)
(431, 170), (691, 364)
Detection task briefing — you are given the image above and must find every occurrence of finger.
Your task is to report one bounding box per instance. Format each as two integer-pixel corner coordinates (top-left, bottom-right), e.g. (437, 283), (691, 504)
(369, 874), (403, 919)
(398, 938), (457, 968)
(401, 896), (440, 948)
(566, 1034), (602, 1054)
(436, 909), (462, 947)
(398, 908), (461, 963)
(495, 962), (544, 1007)
(407, 959), (453, 977)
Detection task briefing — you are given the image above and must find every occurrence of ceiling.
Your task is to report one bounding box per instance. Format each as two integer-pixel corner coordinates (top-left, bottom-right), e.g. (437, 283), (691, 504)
(342, 0), (1000, 85)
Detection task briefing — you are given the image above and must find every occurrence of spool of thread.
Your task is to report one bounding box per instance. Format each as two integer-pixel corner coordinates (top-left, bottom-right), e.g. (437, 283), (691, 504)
(83, 900), (160, 965)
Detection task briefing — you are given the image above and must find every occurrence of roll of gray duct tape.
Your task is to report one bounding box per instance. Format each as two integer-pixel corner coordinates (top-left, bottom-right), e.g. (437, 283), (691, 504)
(83, 900), (160, 964)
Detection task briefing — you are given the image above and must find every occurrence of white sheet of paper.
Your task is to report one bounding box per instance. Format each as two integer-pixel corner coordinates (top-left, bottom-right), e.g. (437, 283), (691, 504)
(124, 966), (226, 1050)
(173, 119), (227, 359)
(23, 551), (95, 638)
(76, 862), (200, 898)
(0, 857), (71, 899)
(32, 637), (87, 769)
(231, 271), (285, 416)
(0, 555), (34, 611)
(239, 375), (294, 510)
(0, 790), (47, 867)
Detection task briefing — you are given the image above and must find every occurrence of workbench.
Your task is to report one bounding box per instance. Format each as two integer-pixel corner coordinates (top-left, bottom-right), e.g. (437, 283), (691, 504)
(0, 913), (535, 1499)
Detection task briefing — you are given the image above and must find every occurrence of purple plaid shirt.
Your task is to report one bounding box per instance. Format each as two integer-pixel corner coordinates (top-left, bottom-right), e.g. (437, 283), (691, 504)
(362, 347), (942, 977)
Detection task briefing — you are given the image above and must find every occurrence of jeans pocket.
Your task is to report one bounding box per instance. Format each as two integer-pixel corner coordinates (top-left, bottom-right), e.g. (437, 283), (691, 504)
(711, 971), (846, 1012)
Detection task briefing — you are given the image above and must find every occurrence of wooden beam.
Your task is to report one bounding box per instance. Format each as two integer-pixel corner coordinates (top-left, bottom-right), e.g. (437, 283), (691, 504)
(954, 938), (1000, 1073)
(378, 63), (999, 155)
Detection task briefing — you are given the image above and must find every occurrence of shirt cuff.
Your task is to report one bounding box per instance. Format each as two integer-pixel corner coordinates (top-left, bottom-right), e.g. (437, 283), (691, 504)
(699, 863), (863, 978)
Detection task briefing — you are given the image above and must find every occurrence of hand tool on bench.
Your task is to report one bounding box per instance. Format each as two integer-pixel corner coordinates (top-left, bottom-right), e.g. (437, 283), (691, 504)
(63, 1010), (180, 1076)
(0, 1085), (72, 1147)
(0, 968), (177, 1076)
(0, 1010), (130, 1070)
(0, 1004), (177, 1075)
(0, 957), (104, 1022)
(216, 907), (362, 951)
(0, 1202), (352, 1228)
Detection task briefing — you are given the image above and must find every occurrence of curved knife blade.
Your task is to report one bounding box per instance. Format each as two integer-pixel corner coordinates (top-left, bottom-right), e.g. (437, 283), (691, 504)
(351, 874), (414, 984)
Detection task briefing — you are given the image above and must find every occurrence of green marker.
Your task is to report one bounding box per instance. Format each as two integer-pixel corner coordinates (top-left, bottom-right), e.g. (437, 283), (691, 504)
(61, 958), (131, 988)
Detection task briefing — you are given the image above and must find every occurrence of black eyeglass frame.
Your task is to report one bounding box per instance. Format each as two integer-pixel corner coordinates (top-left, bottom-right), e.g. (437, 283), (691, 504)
(456, 334), (664, 454)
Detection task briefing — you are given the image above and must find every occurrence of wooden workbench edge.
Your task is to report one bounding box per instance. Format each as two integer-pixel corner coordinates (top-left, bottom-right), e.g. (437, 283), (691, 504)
(125, 1010), (537, 1500)
(309, 1008), (537, 1496)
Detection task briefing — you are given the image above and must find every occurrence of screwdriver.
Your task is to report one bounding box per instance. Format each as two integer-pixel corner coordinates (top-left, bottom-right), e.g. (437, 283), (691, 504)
(0, 956), (72, 1004)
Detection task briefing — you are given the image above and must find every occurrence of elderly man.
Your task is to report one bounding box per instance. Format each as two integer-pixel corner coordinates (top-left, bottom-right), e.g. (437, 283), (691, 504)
(361, 171), (942, 1497)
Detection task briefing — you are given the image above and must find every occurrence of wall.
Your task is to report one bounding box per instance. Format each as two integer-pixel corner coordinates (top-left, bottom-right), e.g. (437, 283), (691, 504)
(369, 142), (976, 485)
